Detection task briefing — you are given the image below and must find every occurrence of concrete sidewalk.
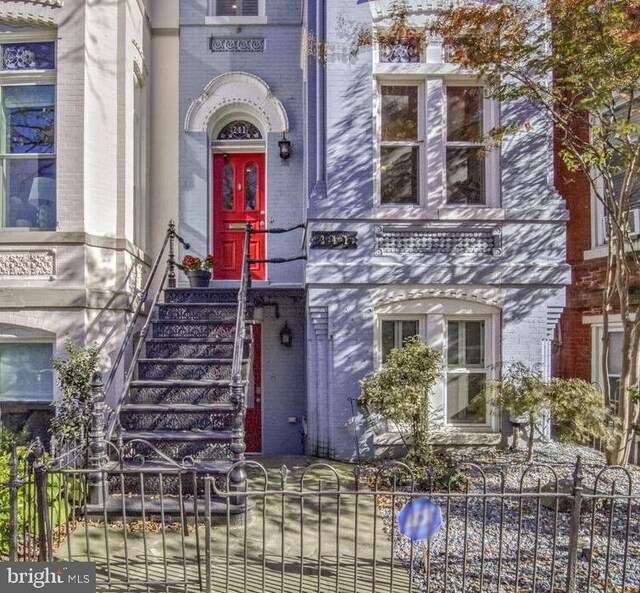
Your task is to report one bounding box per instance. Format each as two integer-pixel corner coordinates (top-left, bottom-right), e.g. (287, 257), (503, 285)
(57, 456), (413, 593)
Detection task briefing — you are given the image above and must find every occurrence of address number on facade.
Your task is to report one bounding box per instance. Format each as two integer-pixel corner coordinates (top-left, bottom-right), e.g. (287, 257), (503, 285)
(310, 231), (358, 250)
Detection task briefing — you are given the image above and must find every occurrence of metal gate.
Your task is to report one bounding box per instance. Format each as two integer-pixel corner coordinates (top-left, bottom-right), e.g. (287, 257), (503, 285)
(2, 447), (639, 593)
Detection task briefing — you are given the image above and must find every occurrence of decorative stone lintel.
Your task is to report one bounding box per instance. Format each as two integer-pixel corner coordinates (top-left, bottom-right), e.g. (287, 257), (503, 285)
(0, 250), (55, 278)
(209, 37), (265, 53)
(374, 225), (503, 256)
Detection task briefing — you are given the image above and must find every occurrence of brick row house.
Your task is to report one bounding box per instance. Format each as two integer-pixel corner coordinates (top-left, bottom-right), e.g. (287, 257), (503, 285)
(0, 0), (570, 463)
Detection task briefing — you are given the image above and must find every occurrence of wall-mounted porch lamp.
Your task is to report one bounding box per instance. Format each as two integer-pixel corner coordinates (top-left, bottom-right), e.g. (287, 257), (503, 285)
(278, 132), (291, 160)
(280, 322), (293, 347)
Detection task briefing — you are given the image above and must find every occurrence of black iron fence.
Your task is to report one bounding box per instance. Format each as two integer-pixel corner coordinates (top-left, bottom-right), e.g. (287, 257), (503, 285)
(1, 446), (639, 593)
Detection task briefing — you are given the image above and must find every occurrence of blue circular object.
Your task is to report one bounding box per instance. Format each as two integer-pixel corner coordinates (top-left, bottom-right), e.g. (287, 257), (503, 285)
(397, 498), (443, 541)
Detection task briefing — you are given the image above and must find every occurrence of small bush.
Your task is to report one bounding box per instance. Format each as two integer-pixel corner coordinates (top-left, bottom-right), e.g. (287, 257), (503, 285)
(359, 336), (442, 466)
(50, 337), (99, 444)
(548, 378), (611, 445)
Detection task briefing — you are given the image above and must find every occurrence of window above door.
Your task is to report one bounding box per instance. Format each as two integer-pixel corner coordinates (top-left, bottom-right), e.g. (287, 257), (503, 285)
(206, 0), (267, 24)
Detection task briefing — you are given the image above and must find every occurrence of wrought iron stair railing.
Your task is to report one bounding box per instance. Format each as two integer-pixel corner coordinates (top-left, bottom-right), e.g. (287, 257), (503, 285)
(228, 222), (306, 478)
(104, 221), (190, 443)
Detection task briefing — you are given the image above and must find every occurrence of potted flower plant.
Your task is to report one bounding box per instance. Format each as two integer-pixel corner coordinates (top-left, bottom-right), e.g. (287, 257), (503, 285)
(181, 254), (215, 287)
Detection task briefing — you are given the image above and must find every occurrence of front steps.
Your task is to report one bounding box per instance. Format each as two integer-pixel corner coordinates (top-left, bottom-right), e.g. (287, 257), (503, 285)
(106, 288), (253, 510)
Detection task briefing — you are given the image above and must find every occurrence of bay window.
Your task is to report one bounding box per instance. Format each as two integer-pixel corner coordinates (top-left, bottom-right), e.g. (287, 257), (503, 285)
(0, 36), (56, 229)
(377, 80), (496, 209)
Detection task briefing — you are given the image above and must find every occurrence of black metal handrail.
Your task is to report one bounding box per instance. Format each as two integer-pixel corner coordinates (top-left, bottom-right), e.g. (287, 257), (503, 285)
(105, 221), (190, 442)
(228, 222), (306, 472)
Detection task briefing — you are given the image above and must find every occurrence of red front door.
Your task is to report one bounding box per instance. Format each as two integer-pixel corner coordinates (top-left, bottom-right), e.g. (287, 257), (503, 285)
(245, 325), (262, 453)
(213, 153), (266, 280)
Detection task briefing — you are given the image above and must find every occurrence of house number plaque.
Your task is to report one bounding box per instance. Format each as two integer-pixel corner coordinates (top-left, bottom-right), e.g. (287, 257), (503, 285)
(310, 231), (358, 250)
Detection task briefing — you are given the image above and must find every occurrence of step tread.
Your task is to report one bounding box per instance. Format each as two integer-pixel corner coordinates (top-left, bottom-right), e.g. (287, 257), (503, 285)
(122, 430), (236, 441)
(159, 302), (239, 308)
(121, 403), (236, 413)
(102, 459), (233, 473)
(153, 318), (239, 324)
(130, 379), (239, 388)
(138, 358), (238, 365)
(145, 338), (248, 344)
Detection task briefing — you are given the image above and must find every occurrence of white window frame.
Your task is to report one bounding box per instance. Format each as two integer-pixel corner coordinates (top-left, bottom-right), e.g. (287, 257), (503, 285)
(206, 0), (267, 24)
(0, 30), (57, 231)
(375, 303), (499, 432)
(588, 95), (640, 253)
(377, 81), (425, 207)
(0, 338), (55, 403)
(591, 323), (626, 403)
(378, 316), (425, 364)
(374, 76), (500, 214)
(443, 316), (490, 427)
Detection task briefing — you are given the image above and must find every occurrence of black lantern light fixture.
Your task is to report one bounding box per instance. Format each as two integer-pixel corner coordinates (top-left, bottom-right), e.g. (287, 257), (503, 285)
(278, 132), (291, 160)
(280, 321), (293, 348)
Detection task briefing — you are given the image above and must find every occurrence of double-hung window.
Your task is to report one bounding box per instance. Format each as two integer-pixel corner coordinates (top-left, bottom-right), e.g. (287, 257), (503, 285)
(380, 85), (421, 205)
(594, 97), (640, 246)
(378, 80), (494, 208)
(446, 86), (486, 205)
(446, 320), (487, 425)
(381, 318), (419, 362)
(0, 36), (56, 229)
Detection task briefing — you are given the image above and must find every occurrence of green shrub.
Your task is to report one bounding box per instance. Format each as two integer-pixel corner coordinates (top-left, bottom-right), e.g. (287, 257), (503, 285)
(51, 337), (99, 444)
(359, 335), (442, 466)
(548, 378), (611, 445)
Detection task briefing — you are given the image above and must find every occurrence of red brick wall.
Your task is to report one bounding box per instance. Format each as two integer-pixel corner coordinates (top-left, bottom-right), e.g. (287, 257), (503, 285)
(553, 122), (640, 379)
(553, 120), (598, 381)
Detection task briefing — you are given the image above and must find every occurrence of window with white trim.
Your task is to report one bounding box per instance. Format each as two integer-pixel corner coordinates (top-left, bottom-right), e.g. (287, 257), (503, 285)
(380, 85), (421, 205)
(381, 319), (419, 361)
(377, 80), (497, 209)
(0, 341), (54, 402)
(446, 87), (485, 205)
(606, 331), (623, 403)
(446, 320), (487, 424)
(209, 0), (261, 16)
(593, 97), (640, 247)
(0, 33), (56, 229)
(377, 307), (496, 430)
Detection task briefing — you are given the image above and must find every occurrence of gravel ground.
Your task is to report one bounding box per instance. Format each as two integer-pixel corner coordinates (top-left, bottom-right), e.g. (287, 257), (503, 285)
(371, 442), (640, 593)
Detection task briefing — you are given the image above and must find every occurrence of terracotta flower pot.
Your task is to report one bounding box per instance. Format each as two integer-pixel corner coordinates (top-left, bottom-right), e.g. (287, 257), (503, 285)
(186, 269), (211, 288)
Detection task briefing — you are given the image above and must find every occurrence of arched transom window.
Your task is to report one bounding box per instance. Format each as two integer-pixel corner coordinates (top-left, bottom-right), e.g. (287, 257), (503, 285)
(217, 120), (262, 141)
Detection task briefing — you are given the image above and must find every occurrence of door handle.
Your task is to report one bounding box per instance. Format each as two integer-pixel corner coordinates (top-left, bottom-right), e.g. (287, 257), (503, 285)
(260, 210), (265, 215)
(259, 221), (265, 227)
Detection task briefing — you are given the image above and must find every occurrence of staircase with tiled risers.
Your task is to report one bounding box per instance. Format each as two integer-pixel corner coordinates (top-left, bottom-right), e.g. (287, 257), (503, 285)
(111, 288), (252, 499)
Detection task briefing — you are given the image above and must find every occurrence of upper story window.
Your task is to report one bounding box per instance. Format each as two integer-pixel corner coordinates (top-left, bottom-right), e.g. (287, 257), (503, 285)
(446, 87), (485, 205)
(377, 79), (498, 210)
(593, 96), (640, 247)
(208, 0), (264, 19)
(214, 0), (259, 16)
(0, 33), (56, 230)
(380, 85), (421, 204)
